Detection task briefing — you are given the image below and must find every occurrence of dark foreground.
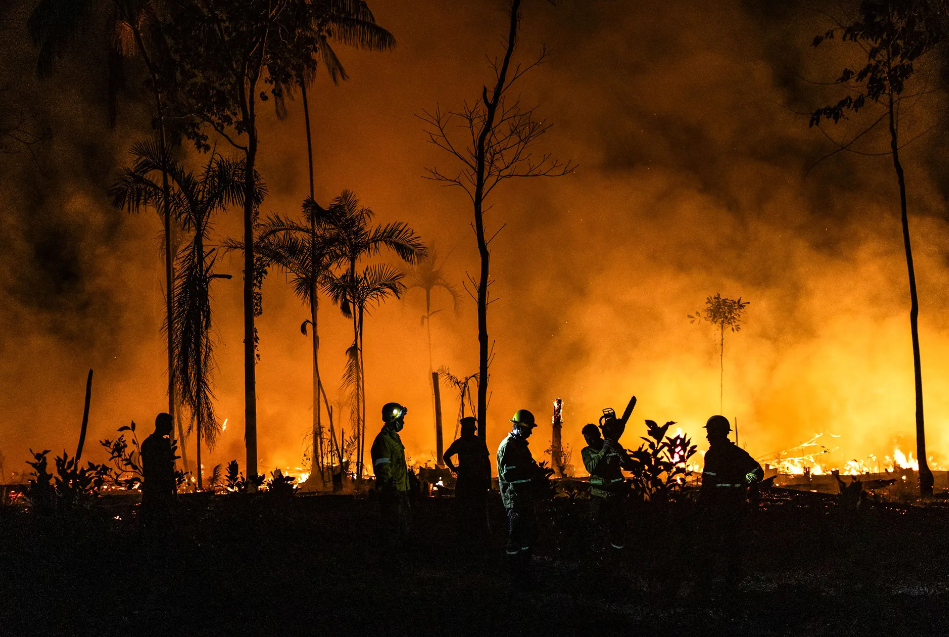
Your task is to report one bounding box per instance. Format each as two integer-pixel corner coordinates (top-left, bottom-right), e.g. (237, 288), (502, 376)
(1, 493), (948, 637)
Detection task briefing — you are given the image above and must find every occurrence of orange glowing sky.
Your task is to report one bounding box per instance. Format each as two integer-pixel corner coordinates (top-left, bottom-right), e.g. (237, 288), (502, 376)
(2, 0), (949, 480)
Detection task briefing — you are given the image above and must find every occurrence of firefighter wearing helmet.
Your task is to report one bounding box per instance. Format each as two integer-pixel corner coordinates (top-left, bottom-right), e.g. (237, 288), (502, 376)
(371, 402), (411, 544)
(699, 415), (763, 504)
(497, 409), (543, 569)
(698, 414), (764, 588)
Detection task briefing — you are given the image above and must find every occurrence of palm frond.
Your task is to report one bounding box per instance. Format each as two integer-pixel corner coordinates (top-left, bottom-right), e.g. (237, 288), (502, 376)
(341, 342), (361, 433)
(367, 222), (427, 264)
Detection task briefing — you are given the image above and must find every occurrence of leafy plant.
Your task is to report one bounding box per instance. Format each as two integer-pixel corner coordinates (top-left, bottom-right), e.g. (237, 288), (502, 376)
(100, 421), (144, 490)
(25, 448), (110, 513)
(224, 460), (264, 493)
(627, 420), (698, 504)
(25, 449), (55, 514)
(266, 468), (296, 498)
(100, 421), (186, 491)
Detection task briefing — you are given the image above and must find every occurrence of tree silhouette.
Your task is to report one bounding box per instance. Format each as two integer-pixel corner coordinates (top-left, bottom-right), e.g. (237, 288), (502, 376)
(28, 0), (187, 471)
(689, 294), (748, 414)
(111, 141), (264, 489)
(313, 190), (426, 478)
(419, 0), (574, 444)
(267, 0), (394, 486)
(250, 206), (339, 481)
(809, 0), (944, 496)
(405, 247), (460, 465)
(165, 0), (313, 481)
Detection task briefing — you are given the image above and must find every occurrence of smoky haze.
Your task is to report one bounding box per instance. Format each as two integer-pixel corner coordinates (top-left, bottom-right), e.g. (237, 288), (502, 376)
(1, 0), (948, 479)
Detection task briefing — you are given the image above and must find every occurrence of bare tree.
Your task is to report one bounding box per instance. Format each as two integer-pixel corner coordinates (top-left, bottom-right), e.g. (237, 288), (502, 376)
(810, 0), (944, 497)
(419, 0), (574, 445)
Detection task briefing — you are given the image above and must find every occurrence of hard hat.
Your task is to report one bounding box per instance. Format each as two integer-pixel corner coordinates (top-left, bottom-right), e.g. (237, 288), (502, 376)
(704, 415), (731, 434)
(382, 402), (408, 423)
(510, 409), (537, 427)
(460, 416), (477, 431)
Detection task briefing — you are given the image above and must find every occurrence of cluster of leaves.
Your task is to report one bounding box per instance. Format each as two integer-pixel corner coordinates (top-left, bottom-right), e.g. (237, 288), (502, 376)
(532, 460), (557, 500)
(266, 468), (297, 498)
(25, 449), (110, 514)
(100, 421), (186, 491)
(100, 421), (145, 490)
(627, 420), (698, 504)
(810, 0), (946, 126)
(224, 460), (265, 493)
(688, 294), (749, 333)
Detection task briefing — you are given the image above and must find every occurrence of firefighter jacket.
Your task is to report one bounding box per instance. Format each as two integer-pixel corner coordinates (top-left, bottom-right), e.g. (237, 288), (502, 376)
(497, 432), (538, 509)
(582, 440), (629, 498)
(371, 426), (410, 493)
(443, 434), (491, 491)
(700, 440), (763, 505)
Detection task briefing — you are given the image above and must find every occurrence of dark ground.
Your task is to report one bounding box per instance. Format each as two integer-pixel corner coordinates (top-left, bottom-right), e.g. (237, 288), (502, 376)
(1, 492), (948, 637)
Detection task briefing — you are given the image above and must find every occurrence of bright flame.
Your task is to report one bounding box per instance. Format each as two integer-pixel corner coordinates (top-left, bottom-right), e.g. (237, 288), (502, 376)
(222, 418), (228, 432)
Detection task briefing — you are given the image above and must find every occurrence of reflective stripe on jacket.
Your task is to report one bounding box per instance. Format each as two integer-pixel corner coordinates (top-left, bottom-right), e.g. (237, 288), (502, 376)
(497, 432), (537, 509)
(371, 426), (409, 492)
(700, 440), (763, 504)
(582, 443), (627, 498)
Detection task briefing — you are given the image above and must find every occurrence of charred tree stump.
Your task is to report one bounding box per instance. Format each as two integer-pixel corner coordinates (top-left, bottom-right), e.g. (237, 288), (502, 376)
(551, 398), (563, 478)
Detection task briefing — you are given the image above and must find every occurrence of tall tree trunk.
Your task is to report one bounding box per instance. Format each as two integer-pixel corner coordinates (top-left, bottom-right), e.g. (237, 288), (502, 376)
(301, 78), (324, 485)
(196, 412), (203, 490)
(473, 0), (521, 449)
(75, 369), (93, 463)
(240, 84), (260, 483)
(351, 309), (363, 479)
(358, 306), (367, 480)
(195, 230), (206, 491)
(127, 21), (186, 476)
(888, 86), (933, 497)
(719, 322), (724, 414)
(433, 371), (444, 467)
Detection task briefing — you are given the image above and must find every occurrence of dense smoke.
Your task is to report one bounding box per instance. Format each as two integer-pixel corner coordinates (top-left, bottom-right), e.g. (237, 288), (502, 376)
(2, 0), (949, 479)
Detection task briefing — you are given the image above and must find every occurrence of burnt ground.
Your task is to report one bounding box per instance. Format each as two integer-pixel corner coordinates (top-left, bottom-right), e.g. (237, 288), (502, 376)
(1, 493), (948, 637)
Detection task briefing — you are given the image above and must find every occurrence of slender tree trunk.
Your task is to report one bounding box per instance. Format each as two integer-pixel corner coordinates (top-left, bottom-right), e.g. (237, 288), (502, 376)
(473, 0), (521, 450)
(358, 306), (367, 480)
(719, 322), (724, 414)
(75, 369), (93, 463)
(352, 309), (363, 479)
(433, 371), (444, 466)
(888, 86), (933, 497)
(196, 413), (203, 490)
(196, 230), (206, 491)
(301, 78), (324, 485)
(126, 19), (186, 476)
(240, 83), (260, 483)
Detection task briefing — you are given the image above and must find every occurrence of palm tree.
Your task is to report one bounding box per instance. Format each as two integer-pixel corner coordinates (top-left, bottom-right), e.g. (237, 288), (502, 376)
(111, 141), (264, 489)
(268, 4), (393, 481)
(405, 247), (459, 466)
(29, 0), (187, 471)
(313, 190), (426, 478)
(271, 1), (395, 198)
(251, 206), (340, 483)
